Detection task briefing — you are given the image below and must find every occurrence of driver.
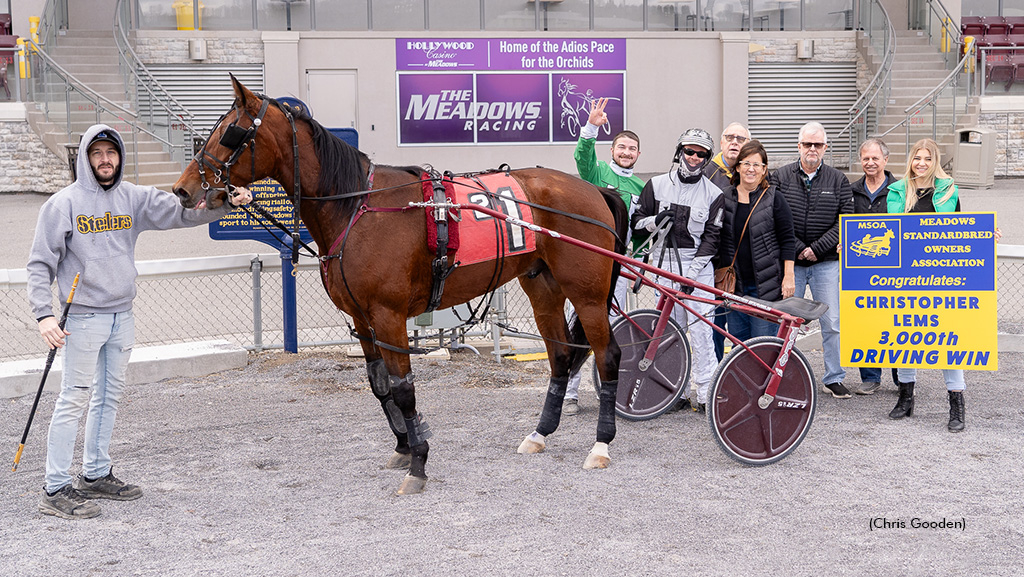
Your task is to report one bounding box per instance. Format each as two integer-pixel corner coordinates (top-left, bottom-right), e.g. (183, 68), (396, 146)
(631, 128), (725, 413)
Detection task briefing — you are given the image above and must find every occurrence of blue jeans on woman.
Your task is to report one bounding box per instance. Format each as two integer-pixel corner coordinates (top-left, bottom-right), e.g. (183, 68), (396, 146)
(45, 311), (135, 493)
(728, 281), (777, 342)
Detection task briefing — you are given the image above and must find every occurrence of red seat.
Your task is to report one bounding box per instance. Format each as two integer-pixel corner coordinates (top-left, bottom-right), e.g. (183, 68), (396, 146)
(986, 59), (1016, 91)
(1005, 16), (1024, 33)
(1007, 33), (1024, 54)
(986, 16), (1010, 36)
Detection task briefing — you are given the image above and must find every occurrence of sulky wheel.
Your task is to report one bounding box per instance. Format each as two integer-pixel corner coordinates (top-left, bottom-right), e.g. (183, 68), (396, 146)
(592, 309), (691, 421)
(708, 336), (816, 466)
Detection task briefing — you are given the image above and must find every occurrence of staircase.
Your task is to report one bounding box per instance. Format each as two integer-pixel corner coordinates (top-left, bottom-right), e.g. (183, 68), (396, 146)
(857, 29), (978, 172)
(25, 30), (184, 191)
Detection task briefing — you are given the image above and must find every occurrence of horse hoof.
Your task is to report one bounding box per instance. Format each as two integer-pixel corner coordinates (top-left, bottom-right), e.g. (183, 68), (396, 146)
(517, 435), (545, 454)
(385, 451), (412, 470)
(396, 474), (427, 495)
(583, 442), (611, 469)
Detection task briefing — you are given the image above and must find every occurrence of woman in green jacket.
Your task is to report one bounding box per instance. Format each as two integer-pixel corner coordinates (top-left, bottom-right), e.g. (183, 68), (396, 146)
(885, 138), (965, 432)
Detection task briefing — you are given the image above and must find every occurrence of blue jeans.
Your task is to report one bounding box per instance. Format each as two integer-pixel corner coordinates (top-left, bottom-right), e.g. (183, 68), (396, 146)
(728, 281), (778, 342)
(45, 311), (135, 493)
(794, 260), (845, 386)
(897, 368), (965, 392)
(859, 367), (882, 383)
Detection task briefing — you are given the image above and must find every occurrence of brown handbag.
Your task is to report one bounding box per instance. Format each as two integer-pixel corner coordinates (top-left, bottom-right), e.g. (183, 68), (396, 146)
(715, 188), (766, 293)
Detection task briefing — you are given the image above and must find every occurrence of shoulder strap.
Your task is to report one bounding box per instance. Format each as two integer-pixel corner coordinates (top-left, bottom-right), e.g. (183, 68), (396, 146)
(728, 187), (768, 269)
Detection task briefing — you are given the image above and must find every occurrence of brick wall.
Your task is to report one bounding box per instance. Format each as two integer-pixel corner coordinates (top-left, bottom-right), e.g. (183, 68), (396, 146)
(977, 112), (1023, 177)
(132, 37), (264, 65)
(0, 121), (70, 194)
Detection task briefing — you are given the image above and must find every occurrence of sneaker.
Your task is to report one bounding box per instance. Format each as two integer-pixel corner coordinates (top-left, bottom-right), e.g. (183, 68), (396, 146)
(74, 468), (143, 501)
(39, 484), (101, 520)
(856, 381), (882, 395)
(563, 398), (579, 416)
(823, 382), (853, 399)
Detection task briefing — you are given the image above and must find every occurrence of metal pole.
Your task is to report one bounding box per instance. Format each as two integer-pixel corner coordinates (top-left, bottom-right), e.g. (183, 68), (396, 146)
(251, 256), (264, 352)
(280, 247), (298, 353)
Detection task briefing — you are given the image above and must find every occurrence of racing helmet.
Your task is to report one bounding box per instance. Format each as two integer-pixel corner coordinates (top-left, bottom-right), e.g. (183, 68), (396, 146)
(675, 128), (715, 157)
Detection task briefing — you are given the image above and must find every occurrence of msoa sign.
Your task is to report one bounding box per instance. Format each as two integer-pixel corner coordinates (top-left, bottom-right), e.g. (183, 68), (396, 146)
(839, 212), (998, 371)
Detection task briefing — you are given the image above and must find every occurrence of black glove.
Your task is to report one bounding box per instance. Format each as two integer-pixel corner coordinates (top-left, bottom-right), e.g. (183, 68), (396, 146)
(655, 209), (675, 227)
(680, 283), (695, 296)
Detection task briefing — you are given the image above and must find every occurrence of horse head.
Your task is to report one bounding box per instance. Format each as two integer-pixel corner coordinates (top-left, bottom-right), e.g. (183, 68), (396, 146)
(173, 74), (281, 209)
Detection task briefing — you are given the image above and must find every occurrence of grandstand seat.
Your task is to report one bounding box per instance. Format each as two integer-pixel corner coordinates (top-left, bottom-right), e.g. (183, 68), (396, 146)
(1006, 16), (1024, 34)
(986, 17), (1010, 36)
(986, 57), (1016, 91)
(1007, 34), (1024, 54)
(961, 16), (985, 37)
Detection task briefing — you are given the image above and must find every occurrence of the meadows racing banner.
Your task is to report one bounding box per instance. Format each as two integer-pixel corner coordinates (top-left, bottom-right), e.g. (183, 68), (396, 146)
(839, 212), (998, 371)
(397, 38), (625, 145)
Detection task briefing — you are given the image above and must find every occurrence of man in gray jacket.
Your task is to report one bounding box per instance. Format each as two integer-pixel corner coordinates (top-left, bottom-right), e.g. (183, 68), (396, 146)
(27, 124), (252, 520)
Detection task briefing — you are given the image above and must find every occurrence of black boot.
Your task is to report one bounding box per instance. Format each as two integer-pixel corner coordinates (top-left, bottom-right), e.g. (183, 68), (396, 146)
(948, 390), (965, 432)
(889, 381), (914, 419)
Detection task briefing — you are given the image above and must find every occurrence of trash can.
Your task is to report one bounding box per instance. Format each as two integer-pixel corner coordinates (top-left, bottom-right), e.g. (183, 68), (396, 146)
(952, 127), (996, 189)
(173, 0), (203, 31)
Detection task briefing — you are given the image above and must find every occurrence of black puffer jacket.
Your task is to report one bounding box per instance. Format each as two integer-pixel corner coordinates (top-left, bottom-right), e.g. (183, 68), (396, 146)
(851, 170), (896, 215)
(718, 184), (796, 302)
(769, 161), (853, 265)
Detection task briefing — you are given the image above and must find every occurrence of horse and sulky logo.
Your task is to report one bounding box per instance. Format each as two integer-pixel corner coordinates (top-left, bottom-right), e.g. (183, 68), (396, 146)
(846, 219), (901, 268)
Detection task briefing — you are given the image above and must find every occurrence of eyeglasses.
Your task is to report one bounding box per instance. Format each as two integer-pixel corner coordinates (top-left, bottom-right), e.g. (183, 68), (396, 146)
(739, 161), (765, 170)
(799, 141), (827, 150)
(682, 148), (711, 159)
(723, 134), (748, 144)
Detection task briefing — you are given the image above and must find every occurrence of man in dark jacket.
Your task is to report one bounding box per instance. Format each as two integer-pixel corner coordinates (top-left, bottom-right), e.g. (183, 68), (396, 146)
(769, 122), (853, 398)
(850, 138), (898, 395)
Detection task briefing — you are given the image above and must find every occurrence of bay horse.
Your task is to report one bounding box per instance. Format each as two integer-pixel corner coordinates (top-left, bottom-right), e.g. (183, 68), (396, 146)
(172, 76), (627, 494)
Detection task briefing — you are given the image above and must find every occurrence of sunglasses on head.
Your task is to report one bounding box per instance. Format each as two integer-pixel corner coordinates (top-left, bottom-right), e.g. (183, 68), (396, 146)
(682, 147), (711, 159)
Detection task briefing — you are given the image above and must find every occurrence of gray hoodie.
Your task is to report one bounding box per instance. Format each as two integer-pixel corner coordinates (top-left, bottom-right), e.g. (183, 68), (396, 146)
(27, 124), (232, 320)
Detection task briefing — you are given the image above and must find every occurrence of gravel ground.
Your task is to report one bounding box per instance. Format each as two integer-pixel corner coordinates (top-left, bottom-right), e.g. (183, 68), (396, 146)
(1, 346), (1021, 576)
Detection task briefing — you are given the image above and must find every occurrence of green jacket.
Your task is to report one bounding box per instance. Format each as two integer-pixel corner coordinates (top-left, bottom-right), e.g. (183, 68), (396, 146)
(886, 177), (958, 213)
(573, 136), (645, 211)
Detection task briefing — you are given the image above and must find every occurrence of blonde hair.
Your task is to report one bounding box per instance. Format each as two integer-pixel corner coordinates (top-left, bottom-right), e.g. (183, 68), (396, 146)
(902, 138), (953, 212)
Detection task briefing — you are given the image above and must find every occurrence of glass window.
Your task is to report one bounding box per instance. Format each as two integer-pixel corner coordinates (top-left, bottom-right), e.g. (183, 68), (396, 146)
(314, 0), (369, 30)
(484, 0), (537, 30)
(804, 0), (853, 30)
(649, 0), (698, 31)
(539, 0), (590, 31)
(962, 1), (999, 17)
(752, 0), (799, 30)
(139, 0), (254, 31)
(137, 0), (177, 30)
(704, 0), (748, 31)
(595, 0), (643, 30)
(428, 0), (481, 30)
(372, 0), (425, 30)
(257, 0), (311, 31)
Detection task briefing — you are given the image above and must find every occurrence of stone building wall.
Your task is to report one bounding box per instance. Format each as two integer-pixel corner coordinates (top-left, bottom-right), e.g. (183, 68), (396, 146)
(977, 112), (1023, 177)
(0, 121), (71, 194)
(132, 36), (264, 65)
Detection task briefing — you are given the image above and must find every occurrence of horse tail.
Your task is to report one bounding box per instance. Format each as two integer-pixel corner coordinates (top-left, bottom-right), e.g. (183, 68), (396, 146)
(598, 187), (629, 310)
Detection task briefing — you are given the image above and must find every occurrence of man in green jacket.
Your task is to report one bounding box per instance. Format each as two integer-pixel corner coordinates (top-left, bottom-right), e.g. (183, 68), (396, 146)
(564, 97), (645, 416)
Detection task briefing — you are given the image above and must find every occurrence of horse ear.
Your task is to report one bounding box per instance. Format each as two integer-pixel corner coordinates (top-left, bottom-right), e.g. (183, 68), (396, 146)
(229, 73), (257, 109)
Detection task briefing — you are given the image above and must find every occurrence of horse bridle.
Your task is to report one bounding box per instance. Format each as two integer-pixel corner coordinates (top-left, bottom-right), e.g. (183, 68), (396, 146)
(195, 94), (306, 263)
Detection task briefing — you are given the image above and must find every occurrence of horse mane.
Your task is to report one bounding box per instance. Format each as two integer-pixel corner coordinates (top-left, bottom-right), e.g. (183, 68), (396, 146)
(269, 97), (422, 214)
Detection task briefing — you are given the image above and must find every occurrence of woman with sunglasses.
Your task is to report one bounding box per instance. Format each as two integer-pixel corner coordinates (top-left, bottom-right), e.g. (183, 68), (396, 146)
(631, 128), (726, 413)
(718, 140), (796, 340)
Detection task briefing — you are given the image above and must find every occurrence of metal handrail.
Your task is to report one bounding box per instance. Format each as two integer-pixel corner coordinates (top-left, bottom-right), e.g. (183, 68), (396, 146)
(833, 0), (895, 168)
(26, 38), (186, 181)
(113, 0), (200, 143)
(877, 43), (976, 154)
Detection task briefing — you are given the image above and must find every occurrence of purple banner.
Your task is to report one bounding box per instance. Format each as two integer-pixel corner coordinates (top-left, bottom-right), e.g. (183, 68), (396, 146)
(397, 38), (626, 71)
(552, 73), (625, 143)
(399, 74), (476, 144)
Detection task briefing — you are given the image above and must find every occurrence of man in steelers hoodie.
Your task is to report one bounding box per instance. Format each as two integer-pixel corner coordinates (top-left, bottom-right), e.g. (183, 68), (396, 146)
(631, 128), (725, 413)
(26, 124), (252, 520)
